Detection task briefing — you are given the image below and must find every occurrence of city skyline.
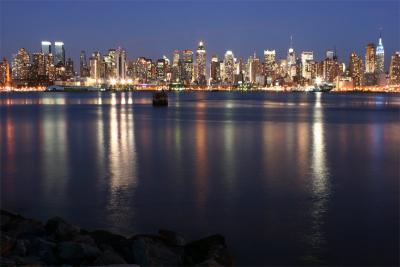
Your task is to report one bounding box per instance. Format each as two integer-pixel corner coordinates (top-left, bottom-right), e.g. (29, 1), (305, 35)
(1, 0), (399, 66)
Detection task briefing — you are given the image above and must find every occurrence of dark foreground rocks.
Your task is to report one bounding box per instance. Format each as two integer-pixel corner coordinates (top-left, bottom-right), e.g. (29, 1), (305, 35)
(0, 210), (233, 266)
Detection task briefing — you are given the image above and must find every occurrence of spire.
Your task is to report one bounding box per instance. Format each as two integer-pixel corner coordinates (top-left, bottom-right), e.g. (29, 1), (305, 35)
(290, 35), (293, 49)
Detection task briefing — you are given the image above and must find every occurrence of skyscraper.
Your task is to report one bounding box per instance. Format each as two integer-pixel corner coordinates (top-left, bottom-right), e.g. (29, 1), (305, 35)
(0, 58), (11, 86)
(349, 52), (363, 86)
(210, 54), (220, 84)
(54, 42), (65, 65)
(80, 51), (89, 78)
(31, 52), (46, 81)
(223, 50), (235, 85)
(365, 43), (376, 73)
(182, 49), (194, 85)
(90, 52), (102, 80)
(172, 50), (181, 82)
(196, 41), (206, 85)
(41, 41), (51, 55)
(12, 48), (30, 82)
(65, 58), (74, 78)
(264, 50), (276, 84)
(301, 51), (313, 80)
(389, 51), (400, 85)
(287, 36), (296, 70)
(115, 47), (126, 80)
(375, 36), (385, 74)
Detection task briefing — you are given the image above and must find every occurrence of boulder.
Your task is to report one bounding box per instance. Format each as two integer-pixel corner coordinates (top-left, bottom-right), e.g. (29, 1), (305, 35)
(1, 234), (15, 256)
(89, 230), (134, 263)
(132, 235), (184, 266)
(30, 237), (58, 265)
(57, 241), (101, 265)
(158, 229), (186, 246)
(93, 249), (127, 265)
(184, 234), (233, 266)
(45, 217), (80, 241)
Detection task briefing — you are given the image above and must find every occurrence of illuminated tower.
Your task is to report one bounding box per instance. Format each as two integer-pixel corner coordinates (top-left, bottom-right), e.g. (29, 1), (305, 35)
(301, 51), (313, 79)
(210, 54), (220, 83)
(115, 47), (126, 80)
(365, 43), (376, 73)
(182, 49), (193, 85)
(172, 50), (181, 82)
(287, 35), (296, 68)
(0, 58), (12, 86)
(90, 52), (102, 80)
(349, 52), (363, 86)
(196, 41), (206, 85)
(54, 42), (65, 65)
(12, 48), (30, 82)
(375, 36), (384, 74)
(223, 50), (235, 85)
(389, 52), (400, 85)
(41, 41), (51, 55)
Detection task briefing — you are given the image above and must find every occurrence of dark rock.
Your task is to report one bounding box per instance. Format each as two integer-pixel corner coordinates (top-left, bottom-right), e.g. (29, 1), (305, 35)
(45, 217), (80, 241)
(158, 229), (186, 246)
(89, 230), (134, 263)
(1, 234), (15, 256)
(93, 249), (127, 265)
(72, 234), (97, 246)
(2, 215), (45, 239)
(1, 210), (21, 228)
(184, 234), (233, 266)
(57, 241), (101, 265)
(13, 239), (29, 257)
(30, 237), (58, 265)
(0, 256), (16, 267)
(132, 235), (184, 266)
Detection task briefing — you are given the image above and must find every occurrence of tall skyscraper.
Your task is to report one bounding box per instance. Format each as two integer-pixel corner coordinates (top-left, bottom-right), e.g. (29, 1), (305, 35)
(90, 52), (102, 80)
(115, 47), (126, 80)
(54, 42), (65, 65)
(41, 41), (51, 55)
(104, 49), (116, 79)
(182, 49), (194, 85)
(31, 52), (46, 81)
(80, 51), (89, 78)
(349, 52), (363, 86)
(301, 51), (313, 80)
(264, 50), (276, 82)
(12, 48), (30, 82)
(375, 36), (385, 74)
(223, 50), (235, 85)
(210, 54), (220, 84)
(389, 51), (400, 85)
(65, 58), (74, 78)
(172, 50), (181, 82)
(196, 41), (206, 85)
(0, 58), (11, 86)
(287, 36), (296, 69)
(365, 43), (376, 73)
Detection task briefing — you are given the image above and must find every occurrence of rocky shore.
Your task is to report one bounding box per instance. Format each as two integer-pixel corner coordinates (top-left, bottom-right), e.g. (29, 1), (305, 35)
(0, 210), (233, 266)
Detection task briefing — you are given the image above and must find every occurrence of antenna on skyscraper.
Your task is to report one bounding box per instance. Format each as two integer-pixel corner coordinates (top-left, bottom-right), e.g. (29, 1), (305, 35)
(290, 35), (293, 48)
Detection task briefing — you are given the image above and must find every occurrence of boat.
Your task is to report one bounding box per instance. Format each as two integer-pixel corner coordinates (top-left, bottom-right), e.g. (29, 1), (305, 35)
(312, 82), (334, 92)
(152, 91), (168, 106)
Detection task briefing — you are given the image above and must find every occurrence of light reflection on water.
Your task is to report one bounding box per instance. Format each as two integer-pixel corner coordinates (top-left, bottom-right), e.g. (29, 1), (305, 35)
(1, 92), (399, 265)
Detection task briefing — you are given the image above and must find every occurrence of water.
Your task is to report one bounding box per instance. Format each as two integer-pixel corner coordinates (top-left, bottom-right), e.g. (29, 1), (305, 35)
(1, 92), (399, 265)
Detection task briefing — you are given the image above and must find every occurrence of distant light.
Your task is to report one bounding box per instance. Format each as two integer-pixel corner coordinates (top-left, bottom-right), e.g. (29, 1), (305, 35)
(41, 41), (51, 45)
(55, 42), (64, 46)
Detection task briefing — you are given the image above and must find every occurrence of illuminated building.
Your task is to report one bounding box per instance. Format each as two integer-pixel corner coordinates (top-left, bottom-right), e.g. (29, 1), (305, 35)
(156, 58), (168, 82)
(301, 51), (313, 80)
(0, 58), (11, 86)
(41, 41), (51, 55)
(365, 43), (376, 73)
(90, 52), (102, 80)
(115, 47), (126, 81)
(349, 52), (363, 86)
(210, 54), (220, 84)
(264, 50), (276, 84)
(196, 41), (206, 85)
(31, 52), (46, 81)
(247, 53), (261, 84)
(171, 50), (181, 82)
(80, 51), (89, 78)
(223, 50), (235, 85)
(54, 62), (66, 81)
(12, 48), (30, 82)
(389, 51), (400, 85)
(322, 50), (339, 82)
(182, 49), (194, 85)
(287, 36), (296, 72)
(104, 49), (117, 79)
(375, 36), (384, 74)
(45, 53), (55, 81)
(65, 58), (74, 78)
(54, 41), (65, 65)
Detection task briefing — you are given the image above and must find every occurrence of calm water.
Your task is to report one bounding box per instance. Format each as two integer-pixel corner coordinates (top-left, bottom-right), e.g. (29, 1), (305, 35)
(1, 92), (399, 265)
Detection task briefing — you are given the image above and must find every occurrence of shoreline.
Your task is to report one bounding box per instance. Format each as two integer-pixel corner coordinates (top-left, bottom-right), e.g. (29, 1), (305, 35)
(0, 210), (233, 266)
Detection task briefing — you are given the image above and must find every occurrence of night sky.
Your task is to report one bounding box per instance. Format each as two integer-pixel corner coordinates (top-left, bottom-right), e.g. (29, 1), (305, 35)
(1, 0), (399, 68)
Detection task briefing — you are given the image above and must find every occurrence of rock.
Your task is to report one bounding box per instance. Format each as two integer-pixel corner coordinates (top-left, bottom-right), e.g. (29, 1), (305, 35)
(93, 249), (127, 265)
(30, 237), (58, 265)
(1, 234), (15, 256)
(2, 215), (46, 239)
(57, 241), (101, 265)
(89, 230), (134, 263)
(72, 234), (97, 246)
(13, 239), (29, 257)
(184, 234), (233, 266)
(132, 235), (184, 266)
(45, 217), (80, 241)
(158, 229), (186, 246)
(0, 257), (16, 267)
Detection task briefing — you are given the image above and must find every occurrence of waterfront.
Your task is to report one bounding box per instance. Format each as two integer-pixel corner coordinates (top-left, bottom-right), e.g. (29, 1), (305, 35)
(1, 92), (399, 265)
